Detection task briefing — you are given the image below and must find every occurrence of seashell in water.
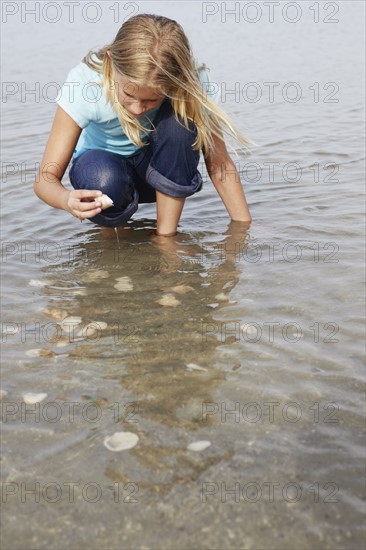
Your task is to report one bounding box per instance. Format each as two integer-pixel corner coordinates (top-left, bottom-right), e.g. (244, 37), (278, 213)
(114, 276), (133, 292)
(157, 293), (181, 307)
(83, 269), (110, 282)
(28, 279), (47, 287)
(163, 284), (195, 295)
(215, 293), (230, 301)
(71, 288), (87, 296)
(23, 392), (48, 404)
(215, 293), (237, 304)
(91, 321), (108, 330)
(186, 363), (208, 372)
(98, 194), (114, 210)
(41, 307), (68, 320)
(187, 440), (211, 452)
(240, 324), (258, 335)
(55, 339), (70, 348)
(58, 316), (83, 327)
(104, 431), (139, 451)
(26, 348), (55, 358)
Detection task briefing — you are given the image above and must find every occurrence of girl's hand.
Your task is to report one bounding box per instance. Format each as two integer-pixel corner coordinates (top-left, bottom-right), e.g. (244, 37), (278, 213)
(64, 189), (103, 220)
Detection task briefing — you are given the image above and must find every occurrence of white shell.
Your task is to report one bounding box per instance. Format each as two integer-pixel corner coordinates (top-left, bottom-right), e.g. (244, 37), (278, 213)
(25, 349), (43, 357)
(83, 269), (110, 282)
(240, 324), (258, 335)
(89, 321), (108, 330)
(98, 194), (114, 210)
(186, 363), (208, 372)
(104, 432), (139, 452)
(215, 293), (230, 301)
(41, 307), (68, 320)
(163, 284), (195, 295)
(114, 276), (133, 292)
(58, 316), (83, 327)
(23, 392), (48, 404)
(157, 293), (181, 307)
(28, 279), (47, 287)
(187, 440), (211, 452)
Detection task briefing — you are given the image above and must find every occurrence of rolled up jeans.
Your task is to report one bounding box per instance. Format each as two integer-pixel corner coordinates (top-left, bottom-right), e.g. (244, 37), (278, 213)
(68, 99), (203, 227)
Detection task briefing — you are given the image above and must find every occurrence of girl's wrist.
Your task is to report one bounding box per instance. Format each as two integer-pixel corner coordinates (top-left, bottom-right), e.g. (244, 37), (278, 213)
(61, 189), (71, 212)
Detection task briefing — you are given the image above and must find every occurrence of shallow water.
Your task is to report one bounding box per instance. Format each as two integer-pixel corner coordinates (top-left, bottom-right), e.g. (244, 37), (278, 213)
(1, 1), (365, 549)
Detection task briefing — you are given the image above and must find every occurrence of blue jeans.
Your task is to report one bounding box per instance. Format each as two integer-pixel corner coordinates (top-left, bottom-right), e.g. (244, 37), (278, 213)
(68, 98), (203, 227)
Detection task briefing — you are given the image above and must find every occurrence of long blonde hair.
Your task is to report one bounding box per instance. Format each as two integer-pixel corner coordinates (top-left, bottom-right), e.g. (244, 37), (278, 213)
(83, 13), (254, 159)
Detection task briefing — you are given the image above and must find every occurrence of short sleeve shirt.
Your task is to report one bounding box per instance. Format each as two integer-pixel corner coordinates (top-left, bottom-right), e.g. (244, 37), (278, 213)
(56, 57), (220, 159)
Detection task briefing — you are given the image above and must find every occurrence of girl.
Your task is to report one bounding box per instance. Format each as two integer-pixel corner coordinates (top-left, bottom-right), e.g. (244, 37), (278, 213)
(34, 13), (253, 237)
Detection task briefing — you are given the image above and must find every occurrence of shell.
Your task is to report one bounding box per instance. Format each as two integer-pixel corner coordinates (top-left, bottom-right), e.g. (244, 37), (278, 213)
(163, 284), (195, 295)
(157, 293), (181, 307)
(104, 432), (139, 452)
(98, 194), (114, 210)
(23, 392), (48, 404)
(187, 440), (211, 452)
(114, 276), (133, 292)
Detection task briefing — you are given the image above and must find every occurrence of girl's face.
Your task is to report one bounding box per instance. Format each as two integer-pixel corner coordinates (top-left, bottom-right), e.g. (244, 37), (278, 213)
(113, 71), (165, 117)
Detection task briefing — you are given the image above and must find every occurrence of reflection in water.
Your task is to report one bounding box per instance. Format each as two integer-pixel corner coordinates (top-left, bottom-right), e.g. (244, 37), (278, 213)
(36, 221), (250, 489)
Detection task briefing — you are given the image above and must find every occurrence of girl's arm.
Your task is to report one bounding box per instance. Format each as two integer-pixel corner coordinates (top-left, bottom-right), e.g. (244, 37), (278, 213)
(204, 131), (252, 223)
(155, 191), (185, 236)
(34, 106), (103, 220)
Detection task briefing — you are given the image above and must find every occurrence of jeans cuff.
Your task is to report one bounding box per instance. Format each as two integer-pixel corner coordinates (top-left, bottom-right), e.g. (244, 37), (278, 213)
(145, 163), (203, 198)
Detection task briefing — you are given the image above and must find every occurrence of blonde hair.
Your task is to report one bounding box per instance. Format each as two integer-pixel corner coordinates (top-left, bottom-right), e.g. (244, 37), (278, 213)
(83, 13), (254, 159)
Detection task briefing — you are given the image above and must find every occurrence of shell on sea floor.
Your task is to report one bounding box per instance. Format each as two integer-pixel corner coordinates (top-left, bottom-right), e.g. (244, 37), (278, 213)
(41, 307), (68, 320)
(71, 288), (87, 296)
(215, 293), (230, 301)
(28, 279), (47, 287)
(98, 194), (114, 210)
(114, 276), (133, 292)
(157, 293), (181, 307)
(187, 440), (211, 452)
(91, 321), (108, 330)
(83, 269), (110, 282)
(23, 392), (48, 404)
(240, 324), (259, 335)
(215, 293), (237, 304)
(162, 284), (195, 295)
(58, 316), (83, 327)
(186, 363), (208, 372)
(104, 432), (139, 452)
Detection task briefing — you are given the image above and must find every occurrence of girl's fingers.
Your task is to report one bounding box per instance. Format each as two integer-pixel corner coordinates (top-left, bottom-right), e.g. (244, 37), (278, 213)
(70, 189), (103, 200)
(78, 207), (102, 219)
(75, 199), (102, 212)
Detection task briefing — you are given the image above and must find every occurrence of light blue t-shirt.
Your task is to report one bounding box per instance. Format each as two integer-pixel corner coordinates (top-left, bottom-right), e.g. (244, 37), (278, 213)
(56, 57), (220, 159)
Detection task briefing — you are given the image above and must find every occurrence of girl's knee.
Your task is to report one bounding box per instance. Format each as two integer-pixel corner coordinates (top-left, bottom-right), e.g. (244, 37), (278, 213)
(156, 114), (197, 149)
(69, 149), (134, 209)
